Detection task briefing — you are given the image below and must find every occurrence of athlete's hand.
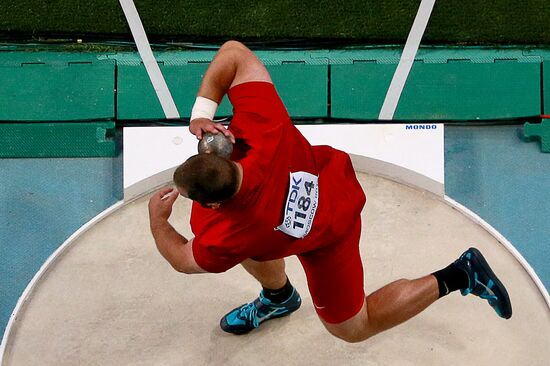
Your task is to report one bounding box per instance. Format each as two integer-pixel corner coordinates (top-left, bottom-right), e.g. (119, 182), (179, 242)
(189, 118), (235, 143)
(148, 187), (179, 224)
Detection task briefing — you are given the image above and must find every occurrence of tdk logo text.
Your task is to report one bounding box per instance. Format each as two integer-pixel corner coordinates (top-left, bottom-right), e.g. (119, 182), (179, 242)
(405, 124), (438, 130)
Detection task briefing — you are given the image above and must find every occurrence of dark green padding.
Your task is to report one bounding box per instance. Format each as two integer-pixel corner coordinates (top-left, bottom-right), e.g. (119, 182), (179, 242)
(524, 120), (550, 152)
(395, 62), (541, 120)
(117, 64), (327, 120)
(331, 62), (541, 120)
(269, 64), (328, 118)
(0, 122), (117, 158)
(544, 61), (550, 115)
(117, 63), (231, 120)
(0, 62), (115, 121)
(331, 63), (397, 120)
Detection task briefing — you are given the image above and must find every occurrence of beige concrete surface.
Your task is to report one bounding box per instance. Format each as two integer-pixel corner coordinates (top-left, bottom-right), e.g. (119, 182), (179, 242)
(4, 174), (549, 365)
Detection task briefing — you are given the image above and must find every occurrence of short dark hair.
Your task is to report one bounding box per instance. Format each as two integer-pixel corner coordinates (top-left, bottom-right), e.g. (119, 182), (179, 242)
(173, 154), (239, 206)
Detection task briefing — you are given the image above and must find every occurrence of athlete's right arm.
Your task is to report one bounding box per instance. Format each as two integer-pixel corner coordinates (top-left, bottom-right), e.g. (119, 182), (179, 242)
(189, 41), (272, 140)
(148, 187), (207, 274)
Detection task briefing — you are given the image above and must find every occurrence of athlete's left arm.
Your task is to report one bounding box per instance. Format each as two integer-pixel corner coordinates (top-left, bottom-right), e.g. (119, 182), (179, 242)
(148, 187), (207, 274)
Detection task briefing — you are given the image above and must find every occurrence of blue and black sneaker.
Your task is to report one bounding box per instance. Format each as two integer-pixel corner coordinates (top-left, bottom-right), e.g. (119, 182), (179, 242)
(220, 288), (302, 334)
(454, 247), (512, 319)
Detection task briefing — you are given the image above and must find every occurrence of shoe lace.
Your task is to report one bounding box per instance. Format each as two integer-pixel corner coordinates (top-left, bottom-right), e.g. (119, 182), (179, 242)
(238, 302), (260, 328)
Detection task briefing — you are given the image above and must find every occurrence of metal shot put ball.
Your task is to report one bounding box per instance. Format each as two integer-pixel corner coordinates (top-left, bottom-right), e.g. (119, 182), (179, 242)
(198, 132), (233, 158)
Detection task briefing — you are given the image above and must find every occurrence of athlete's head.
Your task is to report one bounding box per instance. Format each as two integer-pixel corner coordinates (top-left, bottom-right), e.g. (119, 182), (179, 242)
(173, 154), (239, 208)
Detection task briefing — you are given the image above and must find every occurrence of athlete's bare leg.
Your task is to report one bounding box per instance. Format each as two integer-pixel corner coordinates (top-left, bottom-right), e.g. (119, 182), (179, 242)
(241, 258), (288, 290)
(321, 275), (439, 343)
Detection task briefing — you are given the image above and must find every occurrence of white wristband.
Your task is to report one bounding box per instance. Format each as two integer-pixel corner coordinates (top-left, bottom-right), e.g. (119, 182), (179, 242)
(190, 96), (218, 121)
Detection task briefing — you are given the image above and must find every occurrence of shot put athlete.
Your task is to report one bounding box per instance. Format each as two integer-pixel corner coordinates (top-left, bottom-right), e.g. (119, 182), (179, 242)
(148, 41), (512, 342)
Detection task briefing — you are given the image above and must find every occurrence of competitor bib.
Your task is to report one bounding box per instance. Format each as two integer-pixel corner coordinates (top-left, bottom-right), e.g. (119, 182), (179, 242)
(276, 171), (319, 239)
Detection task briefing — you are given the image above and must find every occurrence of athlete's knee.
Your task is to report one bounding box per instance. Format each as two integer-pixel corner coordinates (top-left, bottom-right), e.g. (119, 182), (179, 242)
(325, 326), (372, 343)
(321, 308), (375, 343)
(333, 331), (368, 344)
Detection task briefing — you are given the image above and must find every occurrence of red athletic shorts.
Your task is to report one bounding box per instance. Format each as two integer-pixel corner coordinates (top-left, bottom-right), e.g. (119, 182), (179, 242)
(297, 219), (365, 324)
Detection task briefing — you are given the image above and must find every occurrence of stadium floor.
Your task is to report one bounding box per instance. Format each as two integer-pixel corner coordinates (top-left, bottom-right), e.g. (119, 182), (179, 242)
(3, 173), (549, 365)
